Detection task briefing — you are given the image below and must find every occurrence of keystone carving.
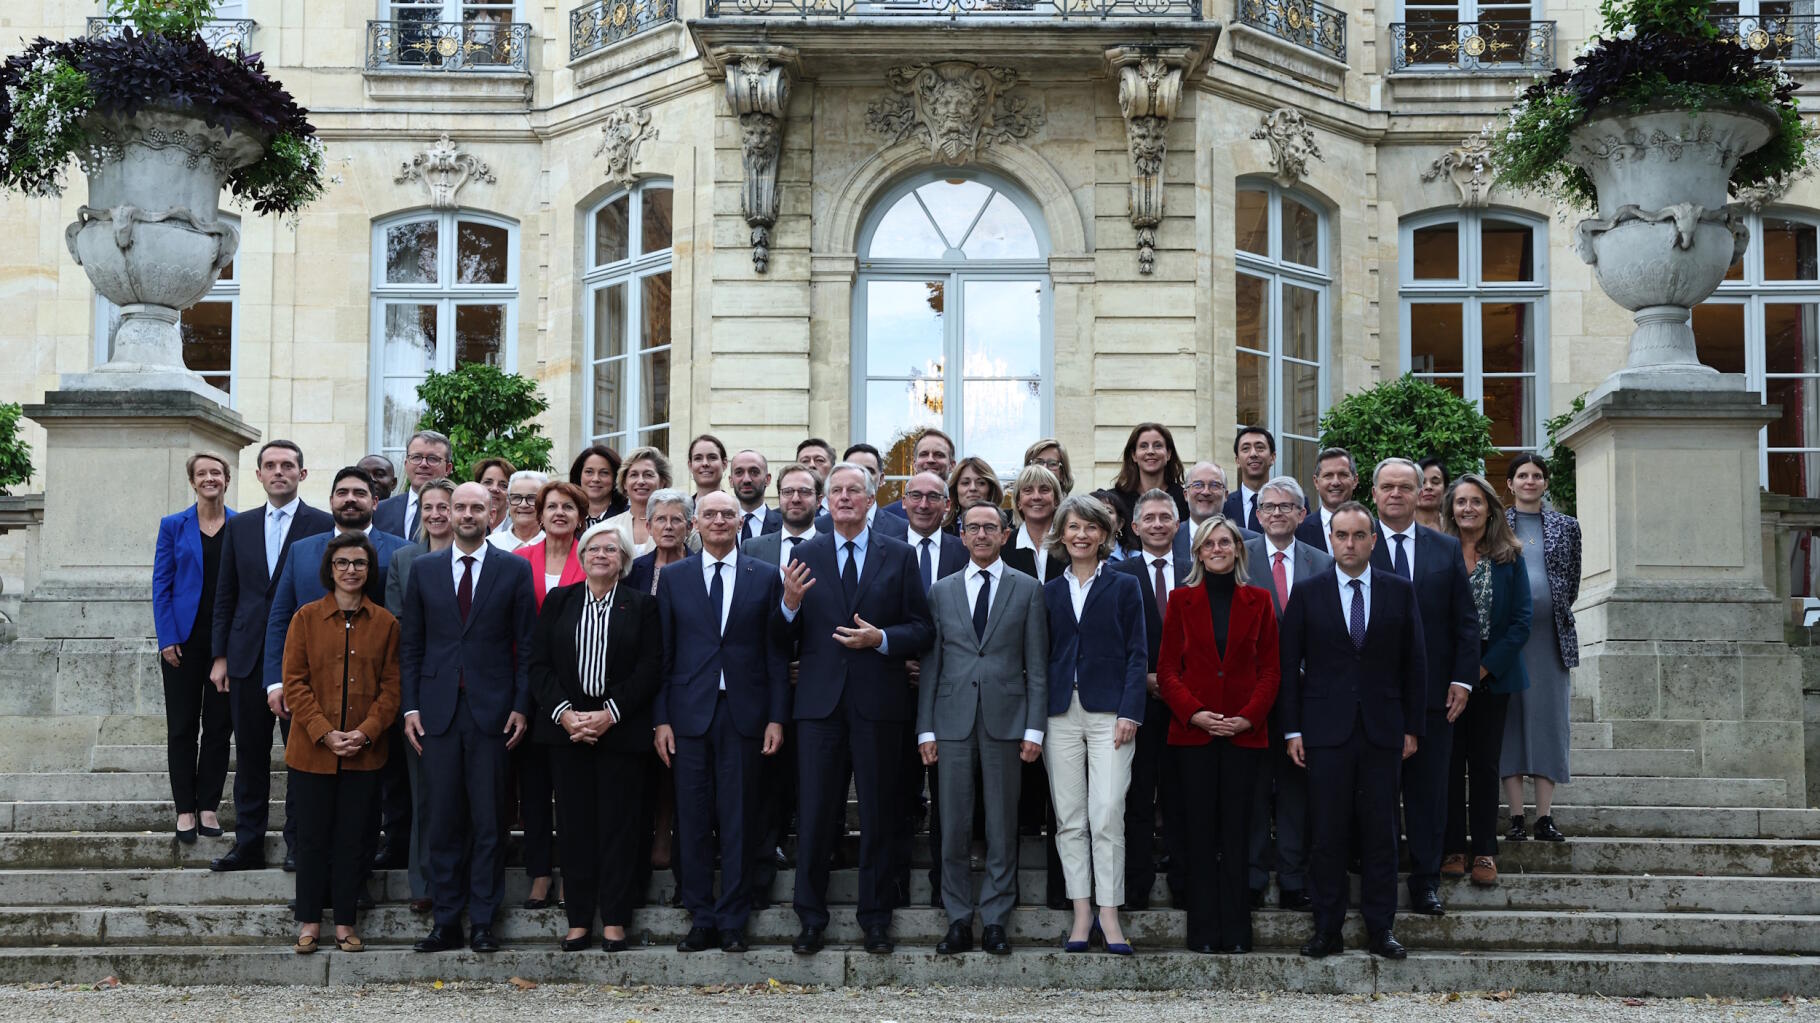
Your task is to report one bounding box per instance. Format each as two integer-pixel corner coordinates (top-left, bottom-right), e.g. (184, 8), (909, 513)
(396, 133), (495, 211)
(1422, 135), (1497, 208)
(866, 61), (1045, 166)
(595, 107), (659, 188)
(1251, 107), (1321, 190)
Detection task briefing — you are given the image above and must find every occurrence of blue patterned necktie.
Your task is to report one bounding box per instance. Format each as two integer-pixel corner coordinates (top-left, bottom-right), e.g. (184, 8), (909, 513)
(1392, 533), (1411, 580)
(1348, 578), (1366, 650)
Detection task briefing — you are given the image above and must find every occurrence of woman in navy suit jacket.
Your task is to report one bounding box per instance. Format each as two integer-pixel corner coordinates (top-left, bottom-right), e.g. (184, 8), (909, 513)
(152, 452), (236, 844)
(1042, 494), (1148, 954)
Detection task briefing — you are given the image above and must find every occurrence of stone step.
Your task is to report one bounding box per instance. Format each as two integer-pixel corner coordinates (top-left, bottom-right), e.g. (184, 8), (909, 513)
(1552, 775), (1787, 807)
(89, 745), (283, 774)
(1570, 721), (1612, 749)
(1568, 748), (1701, 778)
(0, 772), (285, 802)
(4, 944), (1815, 998)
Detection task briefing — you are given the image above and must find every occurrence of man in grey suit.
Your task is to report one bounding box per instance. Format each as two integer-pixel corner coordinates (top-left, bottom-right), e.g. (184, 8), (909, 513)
(1244, 474), (1334, 910)
(916, 501), (1048, 956)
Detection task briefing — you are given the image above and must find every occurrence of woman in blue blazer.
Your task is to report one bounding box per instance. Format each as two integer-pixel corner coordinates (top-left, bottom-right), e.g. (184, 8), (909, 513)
(152, 452), (237, 844)
(1440, 473), (1532, 886)
(1042, 494), (1149, 955)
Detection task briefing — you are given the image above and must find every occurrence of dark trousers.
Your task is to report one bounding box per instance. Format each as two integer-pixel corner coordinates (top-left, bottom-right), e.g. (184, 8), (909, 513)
(1249, 733), (1310, 893)
(1306, 722), (1402, 938)
(674, 694), (763, 931)
(229, 674), (295, 853)
(551, 742), (648, 929)
(290, 766), (381, 927)
(511, 742), (556, 879)
(160, 638), (231, 815)
(1446, 691), (1512, 858)
(376, 717), (412, 848)
(749, 721), (795, 899)
(1126, 695), (1186, 904)
(794, 696), (902, 931)
(420, 693), (509, 929)
(1400, 707), (1454, 891)
(1176, 742), (1260, 949)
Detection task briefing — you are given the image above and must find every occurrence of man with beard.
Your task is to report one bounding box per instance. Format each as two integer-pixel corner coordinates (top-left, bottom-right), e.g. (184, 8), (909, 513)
(730, 449), (782, 542)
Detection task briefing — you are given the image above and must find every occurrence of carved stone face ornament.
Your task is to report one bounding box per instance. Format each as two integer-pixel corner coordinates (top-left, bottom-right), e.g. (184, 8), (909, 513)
(1252, 107), (1321, 190)
(868, 61), (1043, 166)
(596, 107), (658, 188)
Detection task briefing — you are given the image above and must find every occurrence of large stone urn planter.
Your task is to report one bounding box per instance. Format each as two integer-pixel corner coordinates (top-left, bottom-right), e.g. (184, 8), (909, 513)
(62, 108), (264, 402)
(1567, 104), (1781, 401)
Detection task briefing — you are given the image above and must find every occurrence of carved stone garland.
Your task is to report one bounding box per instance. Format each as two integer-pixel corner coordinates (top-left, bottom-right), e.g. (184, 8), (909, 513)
(396, 133), (495, 211)
(1422, 135), (1496, 208)
(1108, 47), (1188, 276)
(1251, 107), (1322, 190)
(725, 52), (794, 274)
(865, 61), (1046, 166)
(596, 107), (659, 188)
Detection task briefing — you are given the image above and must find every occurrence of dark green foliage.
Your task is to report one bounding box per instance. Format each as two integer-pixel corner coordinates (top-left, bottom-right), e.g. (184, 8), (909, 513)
(0, 404), (34, 495)
(1543, 392), (1588, 516)
(1316, 374), (1499, 510)
(414, 365), (554, 482)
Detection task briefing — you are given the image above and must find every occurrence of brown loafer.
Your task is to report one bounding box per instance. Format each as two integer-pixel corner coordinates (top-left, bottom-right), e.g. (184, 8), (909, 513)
(409, 898), (433, 914)
(336, 934), (366, 953)
(293, 934), (319, 955)
(1469, 856), (1499, 886)
(1440, 853), (1468, 880)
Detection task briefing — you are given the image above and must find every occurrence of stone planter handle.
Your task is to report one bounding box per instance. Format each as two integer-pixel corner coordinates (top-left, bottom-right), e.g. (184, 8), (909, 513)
(64, 205), (240, 276)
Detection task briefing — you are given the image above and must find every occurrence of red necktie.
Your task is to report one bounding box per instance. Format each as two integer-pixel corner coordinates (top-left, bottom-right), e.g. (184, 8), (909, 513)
(1272, 551), (1289, 613)
(1152, 558), (1168, 620)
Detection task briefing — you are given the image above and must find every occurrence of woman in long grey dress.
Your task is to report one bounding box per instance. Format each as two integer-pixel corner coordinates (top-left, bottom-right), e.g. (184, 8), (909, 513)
(1499, 453), (1580, 843)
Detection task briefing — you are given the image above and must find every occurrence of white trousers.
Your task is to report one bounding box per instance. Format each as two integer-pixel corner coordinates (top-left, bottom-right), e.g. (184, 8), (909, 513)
(1044, 691), (1135, 907)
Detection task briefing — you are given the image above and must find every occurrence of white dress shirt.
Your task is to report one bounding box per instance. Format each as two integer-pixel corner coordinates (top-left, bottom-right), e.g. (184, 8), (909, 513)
(908, 526), (942, 587)
(264, 497), (301, 575)
(1142, 548), (1176, 605)
(1237, 483), (1262, 524)
(1383, 520), (1418, 575)
(1014, 524), (1053, 583)
(918, 558), (1043, 747)
(739, 504), (769, 541)
(702, 548), (738, 690)
(775, 525), (815, 572)
(451, 539), (489, 591)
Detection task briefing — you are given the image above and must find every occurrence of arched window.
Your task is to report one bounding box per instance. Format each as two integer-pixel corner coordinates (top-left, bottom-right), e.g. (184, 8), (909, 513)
(1234, 181), (1330, 479)
(95, 212), (239, 404)
(1398, 208), (1549, 480)
(583, 181), (673, 454)
(853, 170), (1051, 487)
(369, 209), (519, 463)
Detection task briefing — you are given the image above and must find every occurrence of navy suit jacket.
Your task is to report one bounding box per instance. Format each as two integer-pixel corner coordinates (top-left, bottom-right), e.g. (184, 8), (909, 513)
(1478, 556), (1534, 695)
(264, 527), (411, 691)
(813, 506), (907, 540)
(1370, 522), (1480, 713)
(373, 491), (410, 540)
(154, 503), (235, 647)
(655, 552), (790, 738)
(1111, 550), (1191, 671)
(1277, 568), (1428, 750)
(1042, 569), (1149, 722)
(777, 529), (933, 722)
(210, 501), (332, 678)
(1295, 513), (1331, 554)
(398, 546), (537, 737)
(528, 582), (661, 752)
(738, 506), (783, 542)
(903, 529), (968, 593)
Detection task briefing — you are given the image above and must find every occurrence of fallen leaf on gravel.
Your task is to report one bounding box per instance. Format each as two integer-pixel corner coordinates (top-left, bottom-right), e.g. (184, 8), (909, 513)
(1483, 990), (1516, 1002)
(1622, 998), (1647, 1007)
(1444, 992), (1462, 1002)
(508, 977), (537, 991)
(432, 980), (445, 990)
(91, 977), (120, 991)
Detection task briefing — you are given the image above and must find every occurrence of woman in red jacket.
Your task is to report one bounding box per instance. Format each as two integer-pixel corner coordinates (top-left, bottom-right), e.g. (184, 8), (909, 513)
(1157, 515), (1280, 955)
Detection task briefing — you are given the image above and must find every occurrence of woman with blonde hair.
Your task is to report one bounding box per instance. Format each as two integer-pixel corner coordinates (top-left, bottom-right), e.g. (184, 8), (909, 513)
(602, 446), (672, 554)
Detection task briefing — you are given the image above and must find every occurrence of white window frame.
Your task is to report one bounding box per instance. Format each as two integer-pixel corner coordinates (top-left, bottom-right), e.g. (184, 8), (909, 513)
(1394, 0), (1547, 70)
(850, 169), (1054, 484)
(93, 213), (240, 408)
(581, 180), (674, 454)
(1234, 179), (1330, 481)
(368, 209), (520, 459)
(1397, 207), (1550, 458)
(379, 1), (519, 19)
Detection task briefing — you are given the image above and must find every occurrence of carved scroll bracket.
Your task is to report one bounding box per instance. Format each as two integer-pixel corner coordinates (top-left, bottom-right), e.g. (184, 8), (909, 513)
(1251, 107), (1322, 190)
(396, 133), (495, 211)
(718, 45), (797, 274)
(1107, 45), (1194, 275)
(1422, 135), (1497, 208)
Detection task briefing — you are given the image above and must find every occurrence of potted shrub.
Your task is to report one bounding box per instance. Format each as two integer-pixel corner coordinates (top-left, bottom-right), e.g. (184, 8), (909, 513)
(1316, 374), (1499, 510)
(415, 365), (556, 480)
(1489, 0), (1809, 398)
(0, 0), (328, 398)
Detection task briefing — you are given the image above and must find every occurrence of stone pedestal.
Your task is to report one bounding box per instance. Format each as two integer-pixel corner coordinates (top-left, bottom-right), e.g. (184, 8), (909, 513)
(1562, 389), (1807, 803)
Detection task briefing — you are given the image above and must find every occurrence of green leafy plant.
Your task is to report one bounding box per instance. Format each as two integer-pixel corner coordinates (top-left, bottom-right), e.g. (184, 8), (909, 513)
(1542, 392), (1588, 516)
(415, 365), (554, 481)
(1316, 374), (1499, 511)
(0, 404), (35, 495)
(101, 0), (215, 37)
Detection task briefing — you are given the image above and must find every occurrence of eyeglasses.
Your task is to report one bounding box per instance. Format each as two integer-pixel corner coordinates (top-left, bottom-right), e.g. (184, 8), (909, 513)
(1258, 502), (1299, 514)
(960, 523), (1002, 535)
(778, 487), (817, 499)
(1185, 481), (1227, 492)
(697, 509), (738, 521)
(331, 559), (369, 571)
(1031, 458), (1063, 470)
(404, 453), (446, 466)
(507, 494), (538, 505)
(903, 491), (946, 503)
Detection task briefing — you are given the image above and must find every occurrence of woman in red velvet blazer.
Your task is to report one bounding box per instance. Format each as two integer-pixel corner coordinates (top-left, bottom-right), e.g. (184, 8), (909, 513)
(1156, 515), (1280, 955)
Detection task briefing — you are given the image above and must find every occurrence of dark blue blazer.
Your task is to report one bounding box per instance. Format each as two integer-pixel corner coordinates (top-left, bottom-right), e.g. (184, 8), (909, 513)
(739, 506), (783, 541)
(154, 503), (235, 647)
(776, 529), (933, 722)
(654, 552), (790, 738)
(903, 529), (969, 592)
(398, 546), (537, 737)
(1295, 513), (1331, 554)
(1111, 550), (1190, 671)
(372, 491), (410, 540)
(210, 501), (332, 679)
(1477, 556), (1534, 695)
(1370, 523), (1480, 713)
(264, 528), (411, 691)
(1278, 568), (1428, 749)
(1042, 569), (1149, 723)
(813, 507), (907, 539)
(624, 551), (661, 596)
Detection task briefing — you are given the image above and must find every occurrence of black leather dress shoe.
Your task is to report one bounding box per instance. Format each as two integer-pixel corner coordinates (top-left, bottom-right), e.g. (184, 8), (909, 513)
(1189, 943), (1216, 954)
(1368, 931), (1408, 959)
(1533, 816), (1567, 842)
(282, 853), (297, 873)
(982, 924), (1011, 955)
(863, 925), (894, 954)
(1279, 888), (1312, 911)
(677, 926), (717, 952)
(1225, 944), (1251, 954)
(371, 840), (407, 871)
(936, 921), (972, 955)
(792, 927), (824, 955)
(560, 934), (593, 952)
(208, 845), (264, 872)
(750, 890), (772, 911)
(721, 929), (748, 953)
(1300, 932), (1344, 958)
(470, 926), (501, 953)
(413, 926), (462, 953)
(1409, 887), (1445, 917)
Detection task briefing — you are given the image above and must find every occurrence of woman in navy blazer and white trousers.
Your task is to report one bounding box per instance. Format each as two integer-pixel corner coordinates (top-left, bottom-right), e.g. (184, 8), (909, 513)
(152, 452), (236, 844)
(1042, 494), (1149, 954)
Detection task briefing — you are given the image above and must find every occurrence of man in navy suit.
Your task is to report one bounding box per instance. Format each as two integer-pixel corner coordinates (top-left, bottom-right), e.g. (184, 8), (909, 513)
(879, 428), (955, 520)
(372, 430), (452, 542)
(813, 443), (908, 537)
(654, 491), (790, 954)
(208, 440), (332, 872)
(1369, 457), (1479, 918)
(1280, 501), (1426, 960)
(777, 462), (933, 955)
(1223, 426), (1280, 532)
(1295, 447), (1359, 555)
(729, 449), (783, 542)
(399, 482), (537, 955)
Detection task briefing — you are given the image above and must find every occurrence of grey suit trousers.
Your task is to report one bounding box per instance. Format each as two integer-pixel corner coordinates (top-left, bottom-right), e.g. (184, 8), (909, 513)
(937, 725), (1023, 927)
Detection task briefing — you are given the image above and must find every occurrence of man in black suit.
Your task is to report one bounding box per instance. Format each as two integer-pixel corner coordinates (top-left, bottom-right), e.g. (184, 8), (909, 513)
(777, 462), (933, 955)
(1280, 501), (1427, 960)
(372, 430), (452, 542)
(879, 428), (956, 520)
(1223, 426), (1278, 532)
(208, 440), (332, 872)
(812, 444), (908, 536)
(399, 482), (537, 954)
(729, 450), (783, 542)
(1368, 456), (1479, 918)
(1295, 446), (1359, 555)
(1111, 488), (1192, 910)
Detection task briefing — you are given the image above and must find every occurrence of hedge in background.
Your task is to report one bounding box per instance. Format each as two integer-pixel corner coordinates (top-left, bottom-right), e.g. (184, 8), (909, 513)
(1317, 374), (1498, 510)
(415, 364), (554, 481)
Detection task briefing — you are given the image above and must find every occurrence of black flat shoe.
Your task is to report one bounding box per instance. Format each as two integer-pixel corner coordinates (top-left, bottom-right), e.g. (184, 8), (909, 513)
(1534, 815), (1567, 842)
(982, 924), (1011, 955)
(1369, 931), (1408, 959)
(175, 826), (198, 845)
(524, 895), (556, 910)
(1225, 944), (1250, 954)
(1279, 888), (1312, 911)
(470, 926), (501, 953)
(1188, 943), (1216, 954)
(209, 845), (264, 872)
(197, 825), (223, 838)
(1506, 815), (1529, 842)
(792, 927), (824, 955)
(1300, 932), (1344, 958)
(936, 921), (972, 955)
(560, 934), (593, 952)
(602, 936), (629, 952)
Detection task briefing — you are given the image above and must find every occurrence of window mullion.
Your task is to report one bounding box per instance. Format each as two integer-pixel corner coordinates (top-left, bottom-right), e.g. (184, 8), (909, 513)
(946, 271), (964, 446)
(1269, 274), (1285, 440)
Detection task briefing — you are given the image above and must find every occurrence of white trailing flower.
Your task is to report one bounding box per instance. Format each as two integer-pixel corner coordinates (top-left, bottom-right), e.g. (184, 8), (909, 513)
(1616, 23), (1637, 40)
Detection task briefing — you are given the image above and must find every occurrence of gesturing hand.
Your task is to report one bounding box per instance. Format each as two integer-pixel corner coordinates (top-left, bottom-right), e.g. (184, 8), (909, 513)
(782, 561), (816, 611)
(833, 614), (884, 650)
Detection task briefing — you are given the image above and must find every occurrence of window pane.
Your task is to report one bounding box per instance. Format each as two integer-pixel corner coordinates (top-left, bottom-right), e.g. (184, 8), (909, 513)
(916, 180), (993, 248)
(1765, 303), (1819, 375)
(385, 221), (437, 285)
(1236, 273), (1269, 352)
(1767, 377), (1820, 454)
(1481, 302), (1535, 373)
(383, 377), (425, 453)
(869, 195), (947, 259)
(457, 220), (509, 284)
(641, 187), (673, 256)
(1481, 218), (1536, 283)
(961, 193), (1039, 259)
(1284, 359), (1320, 446)
(593, 282), (626, 361)
(592, 359), (622, 440)
(640, 349), (671, 430)
(1236, 189), (1268, 256)
(1484, 376), (1535, 448)
(595, 195), (629, 265)
(866, 279), (945, 376)
(963, 378), (1042, 476)
(179, 300), (232, 391)
(1763, 218), (1820, 281)
(1282, 195), (1320, 268)
(454, 304), (505, 366)
(1411, 223), (1459, 280)
(383, 303), (437, 374)
(1284, 437), (1316, 485)
(1409, 302), (1464, 373)
(1692, 302), (1747, 373)
(866, 379), (943, 463)
(219, 258), (234, 282)
(963, 280), (1041, 378)
(1284, 283), (1321, 363)
(641, 272), (671, 352)
(1768, 452), (1820, 499)
(640, 426), (671, 454)
(1237, 350), (1268, 427)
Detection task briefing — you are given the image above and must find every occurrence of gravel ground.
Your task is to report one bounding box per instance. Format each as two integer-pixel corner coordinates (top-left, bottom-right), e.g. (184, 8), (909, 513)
(0, 983), (1809, 1022)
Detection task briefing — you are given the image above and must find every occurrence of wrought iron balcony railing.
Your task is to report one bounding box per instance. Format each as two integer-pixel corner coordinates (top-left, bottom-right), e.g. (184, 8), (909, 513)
(1390, 19), (1554, 72)
(705, 0), (1203, 21)
(572, 0), (679, 59)
(85, 16), (254, 53)
(1712, 12), (1820, 63)
(1235, 0), (1346, 61)
(366, 19), (532, 72)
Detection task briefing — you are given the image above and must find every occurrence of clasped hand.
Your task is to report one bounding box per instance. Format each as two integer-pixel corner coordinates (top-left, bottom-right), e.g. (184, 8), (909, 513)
(562, 708), (614, 745)
(1188, 710), (1250, 738)
(321, 729), (367, 757)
